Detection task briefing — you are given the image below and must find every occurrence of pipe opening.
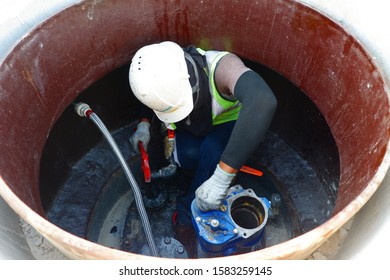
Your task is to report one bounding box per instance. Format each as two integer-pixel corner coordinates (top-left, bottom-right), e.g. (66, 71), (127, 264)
(230, 196), (265, 230)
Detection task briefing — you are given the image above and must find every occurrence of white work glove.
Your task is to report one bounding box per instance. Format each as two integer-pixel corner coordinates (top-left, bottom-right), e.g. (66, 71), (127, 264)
(130, 121), (150, 154)
(195, 164), (236, 212)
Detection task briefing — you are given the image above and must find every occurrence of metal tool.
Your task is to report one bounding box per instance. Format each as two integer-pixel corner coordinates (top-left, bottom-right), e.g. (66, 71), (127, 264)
(138, 129), (178, 183)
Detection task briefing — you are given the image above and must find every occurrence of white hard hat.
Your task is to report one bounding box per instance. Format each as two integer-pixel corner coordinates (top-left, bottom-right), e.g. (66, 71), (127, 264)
(129, 41), (193, 123)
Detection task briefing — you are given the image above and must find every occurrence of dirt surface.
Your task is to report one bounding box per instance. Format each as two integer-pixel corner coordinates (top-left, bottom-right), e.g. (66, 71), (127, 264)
(20, 219), (68, 260)
(307, 218), (353, 260)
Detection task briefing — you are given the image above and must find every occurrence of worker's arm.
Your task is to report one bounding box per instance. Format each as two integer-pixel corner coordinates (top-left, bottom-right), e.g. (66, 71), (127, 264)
(220, 69), (277, 169)
(218, 161), (238, 174)
(215, 54), (277, 169)
(195, 54), (277, 212)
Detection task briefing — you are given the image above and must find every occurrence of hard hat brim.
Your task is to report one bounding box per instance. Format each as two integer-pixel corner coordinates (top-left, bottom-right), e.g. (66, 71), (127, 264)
(154, 89), (194, 123)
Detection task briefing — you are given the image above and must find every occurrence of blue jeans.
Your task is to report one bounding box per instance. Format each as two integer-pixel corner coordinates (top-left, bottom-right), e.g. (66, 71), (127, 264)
(175, 121), (235, 226)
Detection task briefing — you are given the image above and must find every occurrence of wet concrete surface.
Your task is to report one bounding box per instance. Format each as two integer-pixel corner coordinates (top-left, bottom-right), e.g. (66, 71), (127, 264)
(46, 125), (138, 238)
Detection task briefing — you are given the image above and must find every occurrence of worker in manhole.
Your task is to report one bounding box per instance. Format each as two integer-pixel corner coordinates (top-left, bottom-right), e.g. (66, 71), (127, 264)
(128, 41), (277, 257)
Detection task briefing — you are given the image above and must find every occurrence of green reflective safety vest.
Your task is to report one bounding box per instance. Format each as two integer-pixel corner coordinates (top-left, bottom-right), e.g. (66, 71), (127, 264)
(167, 48), (241, 130)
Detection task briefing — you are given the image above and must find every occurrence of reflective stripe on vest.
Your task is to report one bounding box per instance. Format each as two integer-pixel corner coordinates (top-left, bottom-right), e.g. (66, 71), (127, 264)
(197, 48), (241, 125)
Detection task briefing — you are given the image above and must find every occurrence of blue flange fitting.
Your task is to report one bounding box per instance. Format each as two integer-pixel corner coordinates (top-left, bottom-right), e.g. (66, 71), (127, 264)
(191, 185), (270, 256)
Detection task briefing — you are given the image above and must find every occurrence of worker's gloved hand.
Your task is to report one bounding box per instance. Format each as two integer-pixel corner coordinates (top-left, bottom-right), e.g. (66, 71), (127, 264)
(130, 121), (150, 154)
(195, 164), (236, 212)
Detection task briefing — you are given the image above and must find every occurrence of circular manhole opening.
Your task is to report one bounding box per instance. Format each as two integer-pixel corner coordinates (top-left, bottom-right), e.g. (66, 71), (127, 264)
(0, 0), (388, 260)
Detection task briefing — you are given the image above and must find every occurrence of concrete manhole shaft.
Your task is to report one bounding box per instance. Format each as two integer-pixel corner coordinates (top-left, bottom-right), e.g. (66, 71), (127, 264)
(0, 0), (389, 260)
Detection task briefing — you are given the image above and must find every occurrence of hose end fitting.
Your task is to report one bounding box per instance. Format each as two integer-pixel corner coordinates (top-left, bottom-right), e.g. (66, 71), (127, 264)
(74, 102), (92, 118)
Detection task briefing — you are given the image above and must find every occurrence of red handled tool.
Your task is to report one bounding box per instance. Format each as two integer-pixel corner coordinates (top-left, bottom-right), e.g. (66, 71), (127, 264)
(167, 129), (175, 141)
(138, 141), (151, 183)
(239, 165), (263, 177)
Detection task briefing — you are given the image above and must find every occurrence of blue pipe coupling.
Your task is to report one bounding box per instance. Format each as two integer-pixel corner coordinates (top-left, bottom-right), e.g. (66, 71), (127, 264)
(191, 185), (270, 256)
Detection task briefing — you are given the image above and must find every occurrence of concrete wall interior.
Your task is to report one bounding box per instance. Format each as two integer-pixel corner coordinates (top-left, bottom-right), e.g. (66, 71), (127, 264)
(0, 0), (390, 260)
